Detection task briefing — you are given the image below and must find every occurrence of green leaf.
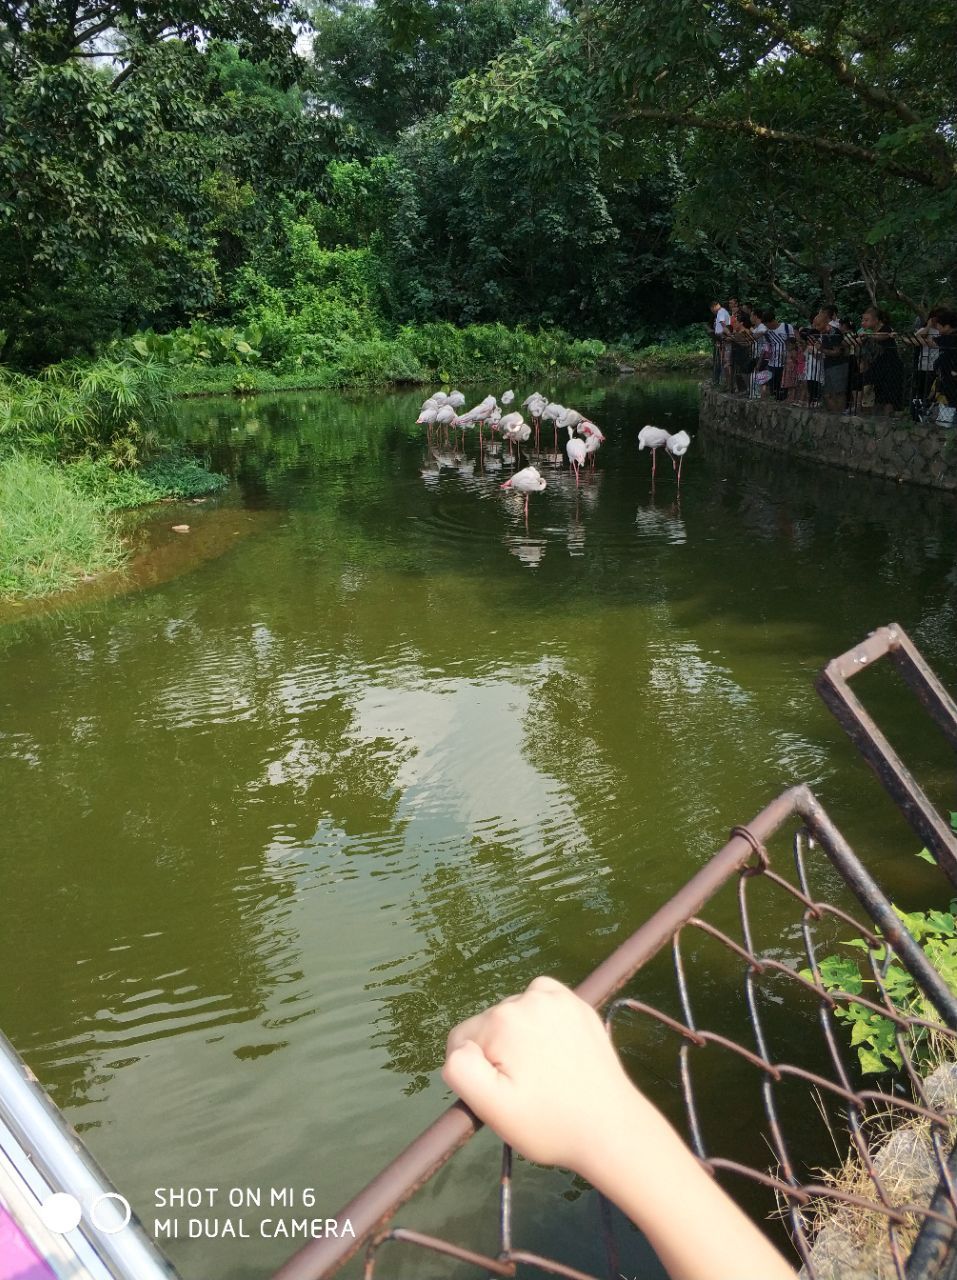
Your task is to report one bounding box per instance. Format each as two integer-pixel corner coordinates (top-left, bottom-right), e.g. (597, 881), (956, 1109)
(858, 1047), (888, 1074)
(818, 954), (864, 993)
(917, 847), (937, 864)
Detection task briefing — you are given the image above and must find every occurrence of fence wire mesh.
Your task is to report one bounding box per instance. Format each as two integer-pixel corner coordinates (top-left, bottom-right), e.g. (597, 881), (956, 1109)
(272, 781), (957, 1280)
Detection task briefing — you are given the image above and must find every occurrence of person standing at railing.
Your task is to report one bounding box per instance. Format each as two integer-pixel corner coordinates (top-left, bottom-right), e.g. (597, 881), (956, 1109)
(747, 310), (769, 399)
(933, 309), (957, 423)
(818, 308), (850, 413)
(799, 315), (825, 407)
(860, 306), (904, 414)
(730, 305), (754, 393)
(840, 317), (863, 413)
(710, 301), (732, 387)
(914, 309), (943, 402)
(761, 313), (796, 402)
(444, 977), (797, 1280)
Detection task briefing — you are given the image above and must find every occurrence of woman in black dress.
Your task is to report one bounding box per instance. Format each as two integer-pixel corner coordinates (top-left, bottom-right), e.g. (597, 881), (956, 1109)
(861, 306), (904, 413)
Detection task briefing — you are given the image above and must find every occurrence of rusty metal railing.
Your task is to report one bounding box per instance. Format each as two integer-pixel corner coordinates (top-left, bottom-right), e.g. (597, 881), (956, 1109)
(817, 623), (957, 887)
(271, 780), (957, 1280)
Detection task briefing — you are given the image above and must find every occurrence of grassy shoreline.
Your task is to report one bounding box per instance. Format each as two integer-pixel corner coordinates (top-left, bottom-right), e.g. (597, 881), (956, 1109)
(167, 348), (709, 399)
(1, 327), (708, 603)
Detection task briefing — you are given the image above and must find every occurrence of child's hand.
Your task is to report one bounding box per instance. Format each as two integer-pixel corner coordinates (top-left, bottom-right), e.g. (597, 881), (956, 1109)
(442, 976), (645, 1170)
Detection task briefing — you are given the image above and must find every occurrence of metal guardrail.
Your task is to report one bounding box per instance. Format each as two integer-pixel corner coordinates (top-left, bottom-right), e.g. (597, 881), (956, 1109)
(271, 750), (957, 1280)
(0, 1026), (176, 1279)
(818, 624), (957, 888)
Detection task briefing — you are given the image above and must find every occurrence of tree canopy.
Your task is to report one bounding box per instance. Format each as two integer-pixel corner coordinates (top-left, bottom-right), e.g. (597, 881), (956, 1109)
(2, 0), (954, 366)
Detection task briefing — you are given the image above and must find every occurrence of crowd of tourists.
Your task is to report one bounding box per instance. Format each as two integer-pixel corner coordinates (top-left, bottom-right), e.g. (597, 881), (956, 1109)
(709, 299), (957, 422)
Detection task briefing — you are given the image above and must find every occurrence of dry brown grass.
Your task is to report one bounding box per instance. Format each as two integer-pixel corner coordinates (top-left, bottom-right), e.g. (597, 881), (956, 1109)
(794, 1062), (957, 1279)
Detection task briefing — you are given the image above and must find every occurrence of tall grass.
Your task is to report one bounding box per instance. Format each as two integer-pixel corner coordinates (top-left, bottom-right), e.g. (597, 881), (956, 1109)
(0, 358), (171, 463)
(0, 454), (122, 598)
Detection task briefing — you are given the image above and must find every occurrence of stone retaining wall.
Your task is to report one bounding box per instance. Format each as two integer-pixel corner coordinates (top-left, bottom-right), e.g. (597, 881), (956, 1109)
(699, 384), (957, 491)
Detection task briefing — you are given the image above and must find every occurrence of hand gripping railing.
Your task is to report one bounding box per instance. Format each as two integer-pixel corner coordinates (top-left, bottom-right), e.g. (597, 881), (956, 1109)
(270, 784), (957, 1280)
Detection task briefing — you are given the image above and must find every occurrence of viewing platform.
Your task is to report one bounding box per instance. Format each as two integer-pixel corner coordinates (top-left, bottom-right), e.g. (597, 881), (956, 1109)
(699, 383), (956, 491)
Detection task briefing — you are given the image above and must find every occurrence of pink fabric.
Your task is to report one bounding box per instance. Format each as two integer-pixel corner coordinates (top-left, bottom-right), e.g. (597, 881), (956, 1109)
(0, 1207), (56, 1280)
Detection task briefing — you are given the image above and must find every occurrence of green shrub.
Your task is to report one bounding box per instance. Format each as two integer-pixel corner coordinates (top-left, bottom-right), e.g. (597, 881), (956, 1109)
(122, 323), (263, 368)
(806, 826), (957, 1075)
(0, 454), (121, 598)
(0, 359), (171, 463)
(67, 452), (229, 508)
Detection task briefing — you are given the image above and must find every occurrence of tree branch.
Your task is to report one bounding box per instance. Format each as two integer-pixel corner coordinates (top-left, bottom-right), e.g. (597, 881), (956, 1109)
(619, 104), (935, 186)
(769, 278), (802, 308)
(728, 0), (923, 128)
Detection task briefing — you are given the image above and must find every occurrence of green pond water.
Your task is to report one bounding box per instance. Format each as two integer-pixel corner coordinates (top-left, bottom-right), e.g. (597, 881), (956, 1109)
(2, 375), (957, 1280)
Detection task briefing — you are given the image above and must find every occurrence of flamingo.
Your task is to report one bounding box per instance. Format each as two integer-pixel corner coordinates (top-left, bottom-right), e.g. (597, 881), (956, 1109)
(542, 402), (566, 454)
(502, 415), (531, 460)
(501, 465), (547, 521)
(566, 434), (587, 484)
(502, 390), (515, 406)
(557, 407), (584, 434)
(584, 432), (602, 467)
(665, 431), (691, 484)
(638, 425), (670, 477)
(522, 392), (547, 450)
(448, 390), (466, 409)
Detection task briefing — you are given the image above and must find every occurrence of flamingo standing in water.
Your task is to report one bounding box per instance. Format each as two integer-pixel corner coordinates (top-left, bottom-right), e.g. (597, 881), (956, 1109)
(566, 433), (587, 484)
(542, 402), (565, 455)
(584, 431), (602, 467)
(638, 425), (670, 477)
(665, 430), (691, 484)
(581, 420), (604, 467)
(502, 465), (547, 522)
(523, 392), (547, 450)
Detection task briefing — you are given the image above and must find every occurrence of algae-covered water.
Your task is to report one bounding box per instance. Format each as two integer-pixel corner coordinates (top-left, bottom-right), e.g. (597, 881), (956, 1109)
(2, 376), (956, 1279)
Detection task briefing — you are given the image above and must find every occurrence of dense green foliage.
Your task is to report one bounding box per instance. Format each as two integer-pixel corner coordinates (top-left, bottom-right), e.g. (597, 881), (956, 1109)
(3, 0), (955, 368)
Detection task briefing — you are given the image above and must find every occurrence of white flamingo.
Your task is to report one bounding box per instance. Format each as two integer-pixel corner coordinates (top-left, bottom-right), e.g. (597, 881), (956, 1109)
(638, 425), (670, 477)
(502, 415), (531, 459)
(501, 464), (547, 521)
(448, 390), (466, 408)
(542, 402), (566, 454)
(501, 390), (515, 406)
(557, 407), (584, 434)
(521, 392), (547, 451)
(665, 431), (691, 484)
(566, 434), (587, 484)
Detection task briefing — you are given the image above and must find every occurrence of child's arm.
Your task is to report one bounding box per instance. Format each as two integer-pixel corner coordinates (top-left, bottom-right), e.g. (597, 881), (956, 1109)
(443, 976), (796, 1280)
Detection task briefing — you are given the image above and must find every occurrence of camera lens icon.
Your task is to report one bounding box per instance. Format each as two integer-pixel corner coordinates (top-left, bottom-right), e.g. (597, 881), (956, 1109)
(39, 1192), (132, 1236)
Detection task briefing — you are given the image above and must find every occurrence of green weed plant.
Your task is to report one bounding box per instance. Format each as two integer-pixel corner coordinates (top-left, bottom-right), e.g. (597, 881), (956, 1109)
(805, 817), (957, 1075)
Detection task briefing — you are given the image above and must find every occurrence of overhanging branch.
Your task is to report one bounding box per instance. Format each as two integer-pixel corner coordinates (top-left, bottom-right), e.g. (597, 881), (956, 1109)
(619, 104), (935, 187)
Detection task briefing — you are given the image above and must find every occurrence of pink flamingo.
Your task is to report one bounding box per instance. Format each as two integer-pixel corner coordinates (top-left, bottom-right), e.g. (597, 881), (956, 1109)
(502, 465), (547, 524)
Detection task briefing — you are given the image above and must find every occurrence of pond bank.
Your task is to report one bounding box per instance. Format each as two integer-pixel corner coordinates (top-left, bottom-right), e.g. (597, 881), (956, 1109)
(699, 384), (957, 491)
(168, 349), (709, 399)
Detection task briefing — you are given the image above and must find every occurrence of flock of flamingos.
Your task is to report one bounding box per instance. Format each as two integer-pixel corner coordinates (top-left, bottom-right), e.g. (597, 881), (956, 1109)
(414, 388), (691, 519)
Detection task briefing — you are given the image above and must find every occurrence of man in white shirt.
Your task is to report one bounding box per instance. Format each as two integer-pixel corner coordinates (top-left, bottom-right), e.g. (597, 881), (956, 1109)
(711, 301), (731, 335)
(710, 301), (731, 386)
